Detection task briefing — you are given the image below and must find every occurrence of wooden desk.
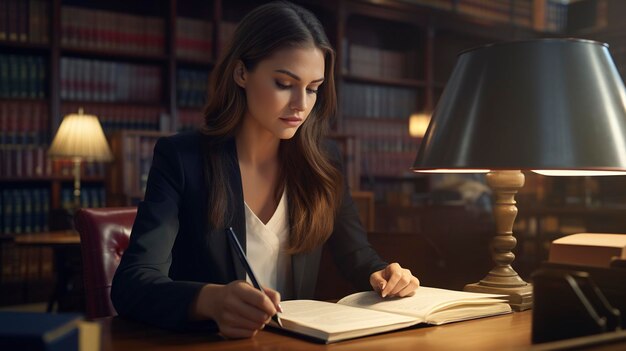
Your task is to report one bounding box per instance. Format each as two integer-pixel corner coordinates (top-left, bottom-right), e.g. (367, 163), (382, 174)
(100, 311), (626, 351)
(14, 230), (81, 312)
(103, 311), (532, 351)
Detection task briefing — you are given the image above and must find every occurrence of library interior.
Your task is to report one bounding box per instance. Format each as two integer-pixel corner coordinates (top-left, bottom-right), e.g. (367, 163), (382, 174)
(3, 0), (626, 350)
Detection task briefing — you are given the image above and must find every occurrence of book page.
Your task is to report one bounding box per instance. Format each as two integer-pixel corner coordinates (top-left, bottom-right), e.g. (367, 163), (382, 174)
(278, 299), (418, 334)
(337, 286), (508, 320)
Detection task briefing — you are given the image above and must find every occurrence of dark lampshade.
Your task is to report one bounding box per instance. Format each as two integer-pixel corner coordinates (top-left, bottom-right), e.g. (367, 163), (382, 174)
(412, 38), (626, 173)
(410, 38), (626, 312)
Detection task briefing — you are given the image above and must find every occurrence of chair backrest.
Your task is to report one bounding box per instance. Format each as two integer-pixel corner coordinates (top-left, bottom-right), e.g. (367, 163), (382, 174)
(74, 207), (136, 319)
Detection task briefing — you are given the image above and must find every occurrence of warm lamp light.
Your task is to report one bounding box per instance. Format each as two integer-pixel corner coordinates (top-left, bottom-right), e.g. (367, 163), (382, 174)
(48, 108), (113, 209)
(408, 112), (431, 138)
(412, 39), (626, 311)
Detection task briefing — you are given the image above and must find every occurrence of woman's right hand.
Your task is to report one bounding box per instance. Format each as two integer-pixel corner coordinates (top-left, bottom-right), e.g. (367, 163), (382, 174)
(192, 281), (281, 338)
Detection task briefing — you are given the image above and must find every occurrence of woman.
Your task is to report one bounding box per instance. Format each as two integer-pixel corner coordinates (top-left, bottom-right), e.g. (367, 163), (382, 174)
(111, 1), (419, 339)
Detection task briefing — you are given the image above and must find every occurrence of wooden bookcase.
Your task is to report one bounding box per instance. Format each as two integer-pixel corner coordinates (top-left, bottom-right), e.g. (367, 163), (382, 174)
(0, 0), (582, 306)
(0, 0), (574, 233)
(107, 130), (170, 206)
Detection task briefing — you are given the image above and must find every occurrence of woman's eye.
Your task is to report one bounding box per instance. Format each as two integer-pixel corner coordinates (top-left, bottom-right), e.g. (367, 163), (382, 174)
(306, 88), (319, 95)
(275, 81), (290, 89)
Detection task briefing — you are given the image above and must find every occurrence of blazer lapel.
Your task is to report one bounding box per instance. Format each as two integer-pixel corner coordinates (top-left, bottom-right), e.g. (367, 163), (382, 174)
(224, 138), (247, 281)
(292, 246), (322, 299)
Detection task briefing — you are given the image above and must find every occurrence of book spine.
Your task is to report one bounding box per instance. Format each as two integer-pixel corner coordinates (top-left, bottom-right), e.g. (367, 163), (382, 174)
(0, 0), (7, 41)
(17, 0), (27, 42)
(0, 54), (8, 98)
(7, 0), (18, 41)
(2, 189), (11, 234)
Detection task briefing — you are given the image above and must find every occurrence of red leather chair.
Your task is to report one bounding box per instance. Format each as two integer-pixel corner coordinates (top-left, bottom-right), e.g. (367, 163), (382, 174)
(74, 207), (136, 319)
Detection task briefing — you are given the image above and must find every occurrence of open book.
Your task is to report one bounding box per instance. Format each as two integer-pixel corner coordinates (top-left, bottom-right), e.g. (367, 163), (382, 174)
(270, 286), (512, 343)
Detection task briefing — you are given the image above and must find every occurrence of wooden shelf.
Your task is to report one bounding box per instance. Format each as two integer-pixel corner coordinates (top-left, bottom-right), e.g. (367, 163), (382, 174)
(60, 46), (168, 63)
(0, 176), (106, 182)
(342, 74), (427, 89)
(0, 41), (50, 51)
(361, 174), (424, 181)
(176, 57), (215, 67)
(61, 100), (167, 109)
(343, 116), (410, 124)
(0, 97), (49, 103)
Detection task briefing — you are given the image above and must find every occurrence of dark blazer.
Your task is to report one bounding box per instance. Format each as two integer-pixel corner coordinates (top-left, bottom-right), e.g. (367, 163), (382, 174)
(111, 131), (387, 330)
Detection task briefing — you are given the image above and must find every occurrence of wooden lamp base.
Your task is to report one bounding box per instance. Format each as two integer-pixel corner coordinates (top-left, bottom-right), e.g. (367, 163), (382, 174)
(463, 170), (533, 311)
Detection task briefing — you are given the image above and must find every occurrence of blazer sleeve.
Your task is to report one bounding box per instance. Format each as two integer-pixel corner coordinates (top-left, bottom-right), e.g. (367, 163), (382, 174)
(325, 142), (388, 291)
(110, 137), (213, 331)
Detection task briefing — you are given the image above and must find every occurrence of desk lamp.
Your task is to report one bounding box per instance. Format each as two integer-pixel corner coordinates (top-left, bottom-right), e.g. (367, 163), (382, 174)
(412, 39), (626, 311)
(48, 108), (113, 209)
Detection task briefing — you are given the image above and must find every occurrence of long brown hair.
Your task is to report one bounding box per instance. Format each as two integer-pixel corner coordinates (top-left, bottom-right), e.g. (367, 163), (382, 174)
(202, 1), (342, 253)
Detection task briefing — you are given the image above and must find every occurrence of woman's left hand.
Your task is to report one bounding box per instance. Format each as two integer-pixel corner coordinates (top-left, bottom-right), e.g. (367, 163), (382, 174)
(369, 263), (420, 298)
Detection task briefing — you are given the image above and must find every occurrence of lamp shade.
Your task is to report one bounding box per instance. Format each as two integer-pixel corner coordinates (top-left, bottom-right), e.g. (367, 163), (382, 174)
(48, 109), (113, 162)
(412, 39), (626, 173)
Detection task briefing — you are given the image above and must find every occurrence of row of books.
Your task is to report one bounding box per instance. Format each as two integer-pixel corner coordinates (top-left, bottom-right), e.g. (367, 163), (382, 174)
(118, 134), (160, 198)
(0, 101), (49, 147)
(343, 117), (410, 138)
(362, 151), (417, 178)
(341, 82), (418, 120)
(177, 68), (209, 108)
(0, 0), (49, 43)
(343, 42), (419, 80)
(359, 133), (419, 177)
(0, 184), (106, 235)
(61, 103), (164, 134)
(397, 0), (566, 32)
(0, 54), (47, 99)
(59, 184), (107, 212)
(360, 135), (420, 154)
(0, 147), (107, 179)
(61, 6), (164, 55)
(1, 187), (50, 234)
(60, 57), (162, 103)
(457, 0), (533, 27)
(178, 109), (203, 132)
(1, 244), (53, 286)
(542, 0), (568, 33)
(396, 0), (454, 11)
(177, 17), (213, 62)
(362, 174), (423, 204)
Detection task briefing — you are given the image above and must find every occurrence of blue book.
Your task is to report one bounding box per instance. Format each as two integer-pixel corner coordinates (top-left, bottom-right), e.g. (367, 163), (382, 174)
(0, 311), (82, 350)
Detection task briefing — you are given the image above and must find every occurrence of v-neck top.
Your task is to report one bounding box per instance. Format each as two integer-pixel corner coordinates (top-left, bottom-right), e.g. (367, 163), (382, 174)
(244, 189), (293, 299)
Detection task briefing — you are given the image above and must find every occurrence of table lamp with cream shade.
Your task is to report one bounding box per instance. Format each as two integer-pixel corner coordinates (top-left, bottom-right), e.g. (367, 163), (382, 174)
(412, 39), (626, 311)
(48, 108), (113, 209)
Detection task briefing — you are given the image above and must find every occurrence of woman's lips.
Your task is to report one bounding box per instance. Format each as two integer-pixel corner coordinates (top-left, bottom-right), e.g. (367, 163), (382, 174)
(279, 116), (302, 126)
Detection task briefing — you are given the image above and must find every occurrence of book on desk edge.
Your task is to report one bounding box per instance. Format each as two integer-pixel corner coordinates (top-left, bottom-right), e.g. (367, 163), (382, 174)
(0, 311), (100, 351)
(269, 286), (512, 343)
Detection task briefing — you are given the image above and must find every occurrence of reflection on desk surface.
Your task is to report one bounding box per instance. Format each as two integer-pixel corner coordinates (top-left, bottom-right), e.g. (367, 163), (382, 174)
(98, 310), (626, 351)
(100, 311), (533, 351)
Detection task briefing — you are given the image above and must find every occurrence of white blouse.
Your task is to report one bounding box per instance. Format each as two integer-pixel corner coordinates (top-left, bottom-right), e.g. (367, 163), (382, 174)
(244, 189), (293, 299)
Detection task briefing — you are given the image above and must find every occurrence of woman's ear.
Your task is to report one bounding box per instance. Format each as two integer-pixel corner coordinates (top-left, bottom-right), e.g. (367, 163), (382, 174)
(233, 61), (247, 88)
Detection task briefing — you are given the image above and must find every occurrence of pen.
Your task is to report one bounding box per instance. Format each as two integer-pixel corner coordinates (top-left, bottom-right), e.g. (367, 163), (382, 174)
(226, 227), (283, 327)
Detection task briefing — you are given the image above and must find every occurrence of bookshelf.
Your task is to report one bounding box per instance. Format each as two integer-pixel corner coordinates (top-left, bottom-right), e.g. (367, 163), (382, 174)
(0, 0), (576, 307)
(334, 0), (545, 206)
(0, 0), (569, 235)
(106, 130), (170, 207)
